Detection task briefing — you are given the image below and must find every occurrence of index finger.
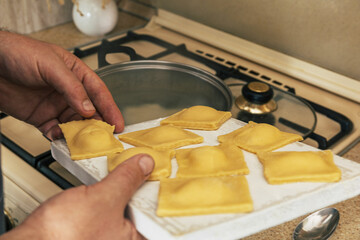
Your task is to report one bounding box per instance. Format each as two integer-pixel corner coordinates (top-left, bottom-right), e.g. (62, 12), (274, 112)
(52, 46), (124, 132)
(81, 68), (124, 133)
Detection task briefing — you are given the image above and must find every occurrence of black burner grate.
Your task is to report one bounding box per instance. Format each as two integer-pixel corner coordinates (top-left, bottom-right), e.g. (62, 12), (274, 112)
(83, 31), (352, 149)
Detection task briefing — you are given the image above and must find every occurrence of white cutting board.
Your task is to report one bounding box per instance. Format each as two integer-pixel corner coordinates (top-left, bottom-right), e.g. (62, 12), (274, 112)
(51, 118), (360, 240)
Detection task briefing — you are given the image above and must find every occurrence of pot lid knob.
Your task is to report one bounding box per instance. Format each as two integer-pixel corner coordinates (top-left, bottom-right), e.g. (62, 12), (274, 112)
(235, 81), (277, 114)
(242, 81), (273, 104)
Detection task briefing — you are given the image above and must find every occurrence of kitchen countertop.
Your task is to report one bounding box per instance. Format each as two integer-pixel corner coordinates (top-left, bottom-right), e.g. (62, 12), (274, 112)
(28, 11), (147, 49)
(28, 16), (360, 240)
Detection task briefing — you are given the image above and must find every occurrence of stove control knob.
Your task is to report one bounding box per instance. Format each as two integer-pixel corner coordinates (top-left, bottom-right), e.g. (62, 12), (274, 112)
(242, 81), (274, 104)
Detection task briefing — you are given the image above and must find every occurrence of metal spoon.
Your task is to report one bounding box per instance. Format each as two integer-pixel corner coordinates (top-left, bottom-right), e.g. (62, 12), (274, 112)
(293, 207), (340, 240)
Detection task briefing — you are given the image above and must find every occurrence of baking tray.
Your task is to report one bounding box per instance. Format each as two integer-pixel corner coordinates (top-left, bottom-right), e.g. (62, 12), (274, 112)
(51, 118), (360, 240)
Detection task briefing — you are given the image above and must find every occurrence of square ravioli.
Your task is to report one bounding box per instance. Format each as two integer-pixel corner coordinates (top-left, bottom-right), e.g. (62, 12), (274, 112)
(176, 144), (249, 178)
(107, 147), (175, 181)
(160, 105), (232, 130)
(59, 119), (123, 160)
(118, 125), (203, 151)
(257, 150), (342, 184)
(218, 121), (303, 153)
(157, 176), (253, 216)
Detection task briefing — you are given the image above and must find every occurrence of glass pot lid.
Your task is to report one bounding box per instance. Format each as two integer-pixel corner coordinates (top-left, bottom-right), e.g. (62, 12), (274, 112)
(229, 81), (317, 138)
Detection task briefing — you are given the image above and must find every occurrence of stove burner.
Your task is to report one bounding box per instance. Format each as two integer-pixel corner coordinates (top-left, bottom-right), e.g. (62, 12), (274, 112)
(235, 81), (277, 114)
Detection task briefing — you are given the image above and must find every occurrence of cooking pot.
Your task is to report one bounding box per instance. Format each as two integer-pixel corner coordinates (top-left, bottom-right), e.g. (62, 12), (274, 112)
(95, 46), (233, 125)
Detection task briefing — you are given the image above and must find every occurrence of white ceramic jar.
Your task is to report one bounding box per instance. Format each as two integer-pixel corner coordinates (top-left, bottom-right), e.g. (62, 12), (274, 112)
(72, 0), (118, 36)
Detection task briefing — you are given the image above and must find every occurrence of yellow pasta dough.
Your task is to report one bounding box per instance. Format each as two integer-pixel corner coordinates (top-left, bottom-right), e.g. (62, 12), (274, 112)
(160, 105), (232, 130)
(176, 144), (249, 178)
(59, 119), (123, 160)
(257, 150), (341, 184)
(218, 121), (303, 153)
(107, 147), (175, 181)
(157, 176), (253, 216)
(118, 125), (203, 151)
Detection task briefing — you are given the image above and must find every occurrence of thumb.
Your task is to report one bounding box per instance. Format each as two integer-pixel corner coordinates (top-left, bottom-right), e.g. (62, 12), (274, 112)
(95, 154), (154, 208)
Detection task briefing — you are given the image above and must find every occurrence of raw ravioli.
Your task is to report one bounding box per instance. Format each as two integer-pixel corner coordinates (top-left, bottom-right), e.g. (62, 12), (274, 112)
(176, 144), (249, 178)
(218, 121), (302, 153)
(257, 150), (342, 184)
(160, 105), (232, 130)
(157, 176), (253, 216)
(59, 119), (123, 160)
(118, 125), (203, 151)
(107, 147), (175, 181)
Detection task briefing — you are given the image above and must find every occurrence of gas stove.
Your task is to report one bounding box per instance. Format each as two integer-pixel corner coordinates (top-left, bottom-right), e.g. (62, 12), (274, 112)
(71, 24), (359, 154)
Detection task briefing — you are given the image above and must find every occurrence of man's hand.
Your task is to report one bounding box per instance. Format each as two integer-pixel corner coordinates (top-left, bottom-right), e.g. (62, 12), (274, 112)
(0, 31), (124, 140)
(0, 154), (154, 240)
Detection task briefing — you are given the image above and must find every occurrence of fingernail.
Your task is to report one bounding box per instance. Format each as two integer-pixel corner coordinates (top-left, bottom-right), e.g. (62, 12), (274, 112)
(82, 99), (95, 112)
(138, 155), (154, 175)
